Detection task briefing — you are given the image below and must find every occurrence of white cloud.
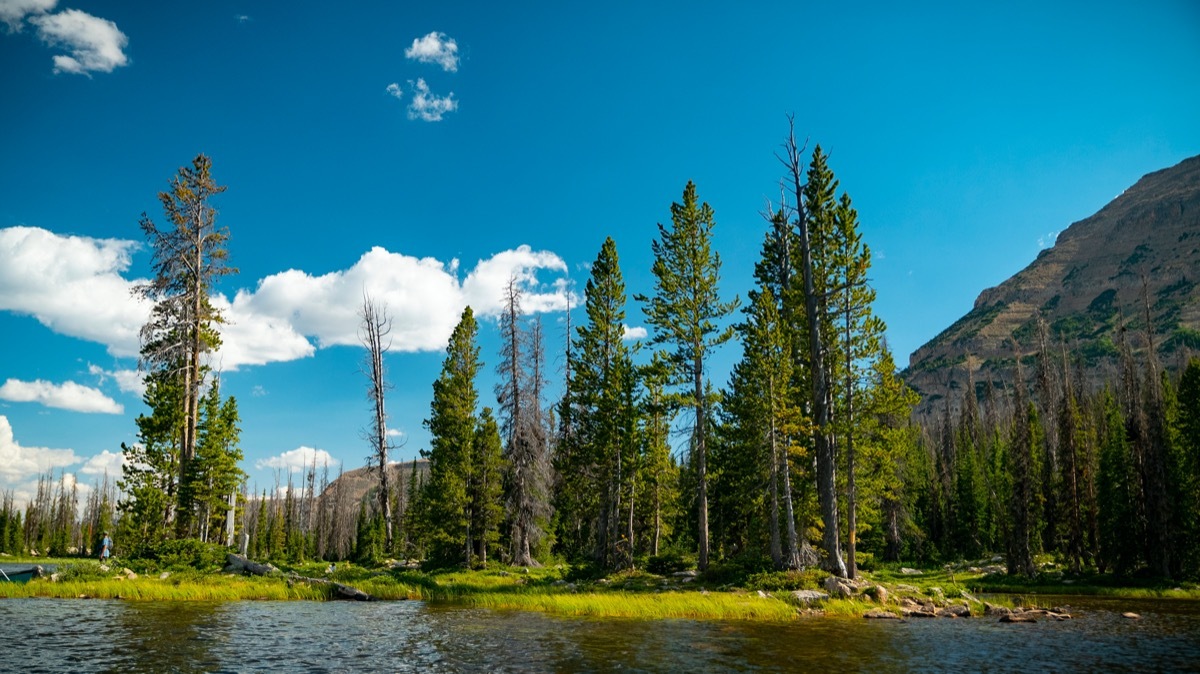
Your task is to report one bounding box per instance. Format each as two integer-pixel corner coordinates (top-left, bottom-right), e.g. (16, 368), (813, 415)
(0, 415), (78, 485)
(407, 78), (457, 122)
(0, 0), (56, 31)
(251, 385), (267, 397)
(386, 428), (404, 438)
(622, 325), (648, 341)
(0, 226), (571, 368)
(79, 448), (123, 477)
(1037, 231), (1059, 249)
(385, 82), (402, 100)
(230, 244), (569, 354)
(257, 446), (334, 472)
(0, 378), (123, 414)
(88, 364), (147, 398)
(0, 226), (149, 357)
(30, 8), (128, 75)
(235, 14), (250, 24)
(404, 31), (458, 72)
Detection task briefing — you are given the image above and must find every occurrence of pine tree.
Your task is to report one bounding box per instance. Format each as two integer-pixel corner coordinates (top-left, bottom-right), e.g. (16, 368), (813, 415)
(424, 307), (481, 565)
(861, 346), (920, 562)
(1007, 364), (1038, 577)
(136, 155), (235, 530)
(1172, 358), (1200, 575)
(1096, 388), (1136, 573)
(118, 370), (184, 554)
(638, 353), (678, 557)
(561, 238), (639, 568)
(637, 181), (738, 571)
(469, 408), (505, 565)
(188, 380), (245, 543)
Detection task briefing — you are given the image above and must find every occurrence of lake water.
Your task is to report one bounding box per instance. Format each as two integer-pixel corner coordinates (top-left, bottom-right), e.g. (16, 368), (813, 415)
(1, 595), (1198, 672)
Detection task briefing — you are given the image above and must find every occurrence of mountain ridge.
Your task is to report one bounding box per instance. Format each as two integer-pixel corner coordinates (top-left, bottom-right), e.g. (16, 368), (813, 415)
(905, 154), (1200, 412)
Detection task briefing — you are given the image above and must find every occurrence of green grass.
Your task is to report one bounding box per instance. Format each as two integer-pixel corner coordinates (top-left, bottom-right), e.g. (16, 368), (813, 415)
(459, 590), (800, 621)
(8, 555), (1198, 619)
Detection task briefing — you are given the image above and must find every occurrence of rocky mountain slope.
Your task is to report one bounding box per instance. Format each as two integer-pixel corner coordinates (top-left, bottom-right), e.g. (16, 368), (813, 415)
(905, 154), (1200, 414)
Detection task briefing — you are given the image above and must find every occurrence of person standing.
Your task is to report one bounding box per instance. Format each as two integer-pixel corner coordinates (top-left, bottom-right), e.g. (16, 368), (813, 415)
(99, 532), (112, 562)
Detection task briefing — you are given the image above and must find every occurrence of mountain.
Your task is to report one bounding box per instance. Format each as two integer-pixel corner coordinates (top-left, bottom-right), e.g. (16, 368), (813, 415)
(317, 459), (428, 512)
(905, 154), (1200, 413)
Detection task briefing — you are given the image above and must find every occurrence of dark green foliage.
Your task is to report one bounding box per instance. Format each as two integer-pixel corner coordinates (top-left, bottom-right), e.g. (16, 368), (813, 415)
(423, 307), (481, 565)
(637, 181), (738, 572)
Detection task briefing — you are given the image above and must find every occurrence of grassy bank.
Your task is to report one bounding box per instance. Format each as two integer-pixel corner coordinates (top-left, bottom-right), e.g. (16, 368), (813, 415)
(4, 555), (1197, 618)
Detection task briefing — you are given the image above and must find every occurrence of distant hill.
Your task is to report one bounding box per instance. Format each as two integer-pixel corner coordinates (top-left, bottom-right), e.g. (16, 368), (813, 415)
(317, 459), (429, 512)
(905, 154), (1200, 414)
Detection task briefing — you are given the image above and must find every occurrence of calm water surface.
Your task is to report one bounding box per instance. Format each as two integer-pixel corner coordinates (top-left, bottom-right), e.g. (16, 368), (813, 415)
(1, 595), (1198, 672)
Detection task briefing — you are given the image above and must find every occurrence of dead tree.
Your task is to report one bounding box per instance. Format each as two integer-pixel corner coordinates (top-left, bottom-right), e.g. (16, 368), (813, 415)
(360, 293), (396, 553)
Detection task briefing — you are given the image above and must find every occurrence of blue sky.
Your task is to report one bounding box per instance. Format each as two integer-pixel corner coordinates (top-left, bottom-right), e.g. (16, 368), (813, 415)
(1, 0), (1198, 503)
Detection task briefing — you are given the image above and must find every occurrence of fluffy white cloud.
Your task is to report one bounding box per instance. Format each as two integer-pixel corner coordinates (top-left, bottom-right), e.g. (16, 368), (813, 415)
(0, 378), (123, 414)
(0, 226), (149, 357)
(407, 78), (457, 122)
(30, 8), (128, 75)
(230, 244), (569, 355)
(79, 448), (123, 477)
(88, 364), (147, 398)
(0, 0), (56, 31)
(256, 446), (335, 472)
(0, 225), (571, 368)
(385, 82), (402, 100)
(0, 415), (78, 485)
(622, 325), (648, 341)
(404, 31), (458, 72)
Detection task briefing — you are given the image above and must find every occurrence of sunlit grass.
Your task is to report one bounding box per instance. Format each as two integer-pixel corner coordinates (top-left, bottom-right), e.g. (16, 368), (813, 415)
(0, 575), (328, 600)
(460, 590), (800, 621)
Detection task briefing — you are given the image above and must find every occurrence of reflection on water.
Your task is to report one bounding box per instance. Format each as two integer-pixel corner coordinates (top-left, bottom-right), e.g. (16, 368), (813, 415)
(1, 595), (1198, 672)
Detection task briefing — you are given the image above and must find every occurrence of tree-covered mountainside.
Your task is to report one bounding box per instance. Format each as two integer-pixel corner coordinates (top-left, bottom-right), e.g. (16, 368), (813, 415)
(906, 155), (1200, 414)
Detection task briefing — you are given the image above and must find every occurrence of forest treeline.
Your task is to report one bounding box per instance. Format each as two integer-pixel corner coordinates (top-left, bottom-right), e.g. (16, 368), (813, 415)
(6, 130), (1199, 582)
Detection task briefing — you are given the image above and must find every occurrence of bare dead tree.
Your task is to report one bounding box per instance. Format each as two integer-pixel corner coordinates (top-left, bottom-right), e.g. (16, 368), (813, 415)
(360, 293), (397, 553)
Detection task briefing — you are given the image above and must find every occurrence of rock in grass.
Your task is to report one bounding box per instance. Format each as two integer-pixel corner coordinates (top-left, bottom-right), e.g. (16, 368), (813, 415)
(864, 609), (901, 620)
(900, 608), (937, 618)
(1000, 614), (1037, 623)
(823, 576), (854, 598)
(900, 567), (922, 575)
(790, 590), (830, 605)
(1122, 612), (1141, 620)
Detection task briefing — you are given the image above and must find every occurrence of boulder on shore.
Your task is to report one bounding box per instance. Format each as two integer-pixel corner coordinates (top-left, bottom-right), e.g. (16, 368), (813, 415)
(790, 590), (830, 605)
(1000, 614), (1037, 623)
(863, 609), (901, 620)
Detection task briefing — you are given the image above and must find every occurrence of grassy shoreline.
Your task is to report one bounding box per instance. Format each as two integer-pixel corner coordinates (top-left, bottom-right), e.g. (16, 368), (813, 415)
(3, 557), (1197, 619)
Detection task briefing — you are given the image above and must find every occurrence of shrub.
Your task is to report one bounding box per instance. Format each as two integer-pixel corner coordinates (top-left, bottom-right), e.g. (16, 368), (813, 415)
(54, 561), (108, 582)
(745, 569), (825, 592)
(644, 550), (693, 575)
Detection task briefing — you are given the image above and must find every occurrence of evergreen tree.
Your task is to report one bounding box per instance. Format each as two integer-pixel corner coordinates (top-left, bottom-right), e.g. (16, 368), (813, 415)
(118, 371), (184, 554)
(1007, 366), (1038, 577)
(637, 181), (738, 571)
(1096, 389), (1137, 573)
(136, 155), (234, 530)
(638, 353), (679, 557)
(469, 408), (505, 565)
(560, 239), (639, 568)
(423, 307), (481, 565)
(188, 380), (245, 544)
(1172, 358), (1200, 575)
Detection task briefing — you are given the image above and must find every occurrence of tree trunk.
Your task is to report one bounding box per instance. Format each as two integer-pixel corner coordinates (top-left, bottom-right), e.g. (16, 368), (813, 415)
(769, 380), (782, 569)
(785, 125), (846, 577)
(695, 353), (709, 572)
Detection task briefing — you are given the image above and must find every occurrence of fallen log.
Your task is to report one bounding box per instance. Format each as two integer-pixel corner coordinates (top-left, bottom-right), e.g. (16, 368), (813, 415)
(223, 553), (374, 601)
